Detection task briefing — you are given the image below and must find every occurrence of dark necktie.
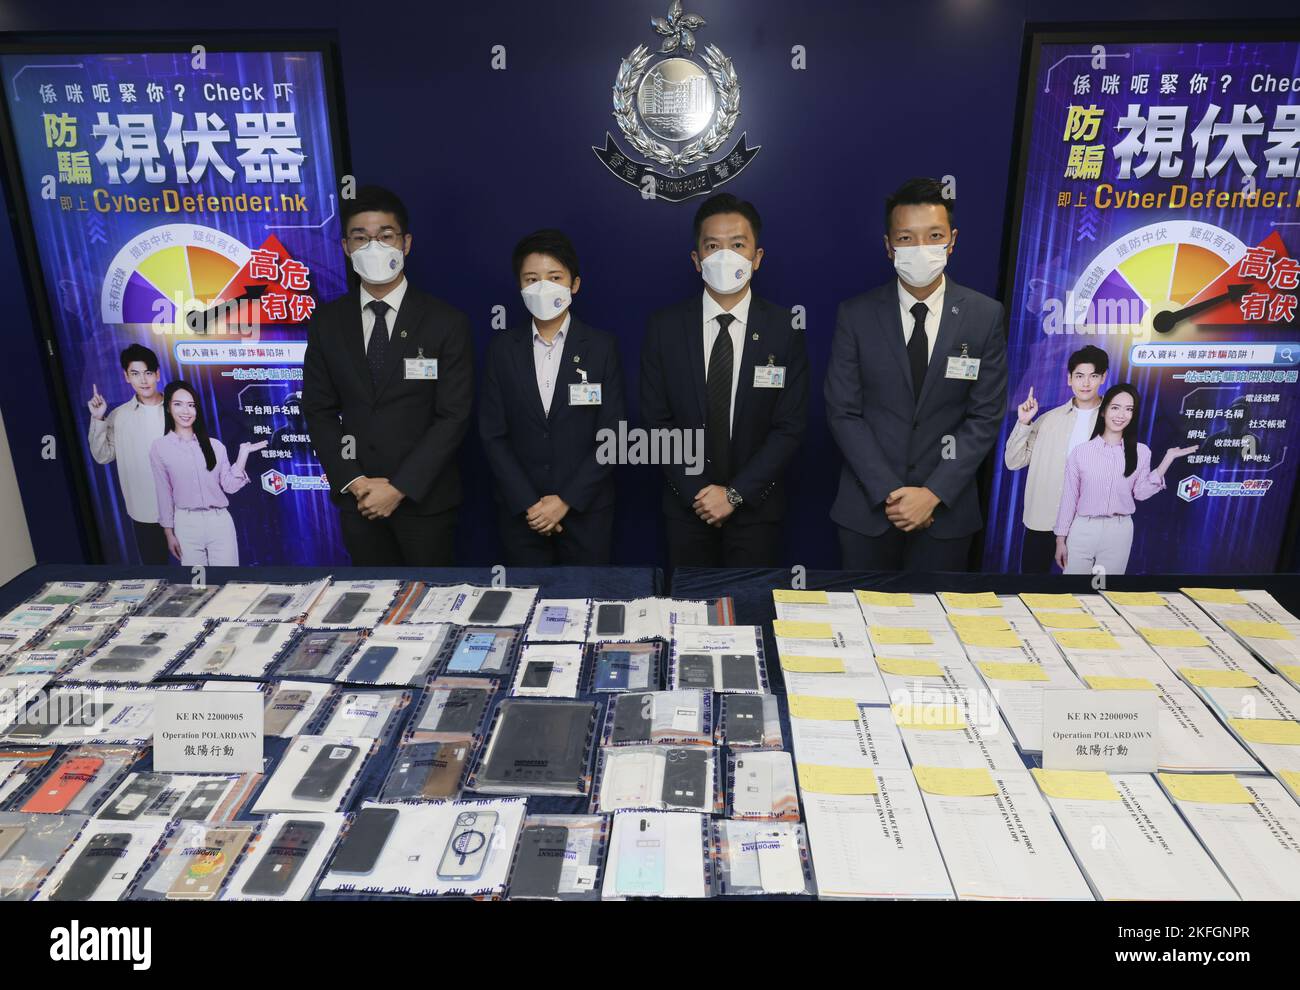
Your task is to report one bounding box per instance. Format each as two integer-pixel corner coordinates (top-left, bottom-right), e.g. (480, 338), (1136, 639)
(366, 299), (390, 386)
(705, 312), (736, 484)
(907, 301), (929, 401)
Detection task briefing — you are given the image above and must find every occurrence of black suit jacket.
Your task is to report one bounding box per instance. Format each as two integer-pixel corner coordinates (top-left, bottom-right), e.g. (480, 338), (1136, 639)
(640, 293), (808, 523)
(479, 317), (626, 516)
(302, 284), (474, 515)
(824, 278), (1008, 538)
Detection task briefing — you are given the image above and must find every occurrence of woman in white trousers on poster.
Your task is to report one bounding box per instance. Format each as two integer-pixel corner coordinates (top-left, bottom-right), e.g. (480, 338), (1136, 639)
(1054, 383), (1196, 576)
(148, 380), (267, 566)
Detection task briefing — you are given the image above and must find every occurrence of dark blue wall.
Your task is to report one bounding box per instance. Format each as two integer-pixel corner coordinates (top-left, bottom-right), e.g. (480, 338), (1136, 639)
(4, 0), (1300, 569)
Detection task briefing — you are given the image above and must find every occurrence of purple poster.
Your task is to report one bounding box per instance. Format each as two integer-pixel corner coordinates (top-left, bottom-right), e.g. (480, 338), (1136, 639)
(987, 32), (1300, 574)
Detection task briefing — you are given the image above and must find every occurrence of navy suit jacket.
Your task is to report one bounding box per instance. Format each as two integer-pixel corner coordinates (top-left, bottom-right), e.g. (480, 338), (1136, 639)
(479, 317), (626, 516)
(302, 285), (474, 515)
(640, 292), (808, 523)
(824, 278), (1008, 538)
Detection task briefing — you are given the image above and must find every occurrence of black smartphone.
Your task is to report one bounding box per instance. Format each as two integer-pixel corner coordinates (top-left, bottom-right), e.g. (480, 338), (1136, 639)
(677, 654), (715, 689)
(468, 590), (511, 624)
(660, 748), (709, 810)
(241, 819), (324, 897)
(49, 833), (132, 901)
(331, 807), (399, 875)
(480, 700), (595, 786)
(176, 780), (228, 820)
(100, 773), (171, 821)
(252, 591), (293, 616)
(509, 825), (569, 899)
(611, 693), (653, 744)
(323, 591), (369, 625)
(431, 687), (488, 733)
(292, 744), (360, 801)
(595, 603), (626, 637)
(724, 695), (766, 746)
(381, 742), (442, 800)
(350, 645), (398, 682)
(721, 654), (760, 691)
(520, 661), (554, 690)
(91, 648), (150, 672)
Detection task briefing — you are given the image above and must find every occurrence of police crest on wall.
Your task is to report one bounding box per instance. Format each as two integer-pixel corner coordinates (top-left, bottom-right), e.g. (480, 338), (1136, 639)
(593, 1), (761, 203)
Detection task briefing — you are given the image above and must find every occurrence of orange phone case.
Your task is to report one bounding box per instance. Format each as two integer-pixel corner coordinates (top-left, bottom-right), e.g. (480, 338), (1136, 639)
(21, 757), (104, 813)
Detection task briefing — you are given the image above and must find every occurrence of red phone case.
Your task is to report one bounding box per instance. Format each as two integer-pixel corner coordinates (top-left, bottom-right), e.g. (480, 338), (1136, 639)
(22, 757), (105, 813)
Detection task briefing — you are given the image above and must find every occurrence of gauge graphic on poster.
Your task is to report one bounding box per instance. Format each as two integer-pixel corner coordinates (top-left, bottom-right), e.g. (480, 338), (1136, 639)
(1066, 220), (1295, 342)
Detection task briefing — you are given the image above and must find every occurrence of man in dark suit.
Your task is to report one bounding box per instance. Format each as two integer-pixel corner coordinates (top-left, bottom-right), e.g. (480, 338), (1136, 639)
(825, 176), (1007, 571)
(303, 185), (473, 565)
(640, 193), (808, 568)
(479, 229), (626, 564)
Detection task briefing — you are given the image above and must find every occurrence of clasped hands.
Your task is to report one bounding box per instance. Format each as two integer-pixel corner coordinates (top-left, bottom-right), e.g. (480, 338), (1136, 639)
(349, 477), (405, 520)
(693, 484), (734, 528)
(885, 486), (938, 532)
(527, 495), (569, 535)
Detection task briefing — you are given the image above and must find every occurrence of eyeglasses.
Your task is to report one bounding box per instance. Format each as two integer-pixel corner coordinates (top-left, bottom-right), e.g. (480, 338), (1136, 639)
(346, 230), (404, 250)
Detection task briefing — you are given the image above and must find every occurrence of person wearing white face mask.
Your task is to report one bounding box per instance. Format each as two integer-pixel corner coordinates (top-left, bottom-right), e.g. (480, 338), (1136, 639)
(479, 229), (626, 564)
(825, 177), (1008, 571)
(640, 193), (809, 568)
(302, 185), (474, 565)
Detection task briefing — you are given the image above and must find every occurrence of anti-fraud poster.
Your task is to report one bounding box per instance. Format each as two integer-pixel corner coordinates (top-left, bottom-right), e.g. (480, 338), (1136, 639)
(0, 45), (348, 564)
(987, 33), (1300, 574)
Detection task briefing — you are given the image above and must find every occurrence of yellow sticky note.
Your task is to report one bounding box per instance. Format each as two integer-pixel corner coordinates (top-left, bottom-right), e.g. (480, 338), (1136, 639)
(875, 656), (945, 678)
(1158, 773), (1256, 805)
(1229, 718), (1300, 746)
(913, 765), (997, 797)
(1225, 620), (1295, 641)
(1277, 665), (1300, 685)
(856, 590), (914, 608)
(798, 764), (878, 795)
(891, 703), (967, 731)
(941, 592), (1001, 609)
(869, 626), (933, 645)
(1181, 587), (1247, 605)
(788, 695), (860, 721)
(1054, 630), (1121, 650)
(1034, 611), (1101, 629)
(1280, 770), (1300, 793)
(949, 614), (1012, 632)
(1179, 668), (1259, 689)
(958, 628), (1023, 649)
(773, 589), (829, 605)
(1106, 591), (1167, 606)
(1021, 593), (1082, 610)
(1031, 769), (1121, 802)
(977, 661), (1050, 682)
(780, 654), (846, 674)
(1085, 675), (1157, 691)
(773, 620), (834, 640)
(1138, 627), (1209, 648)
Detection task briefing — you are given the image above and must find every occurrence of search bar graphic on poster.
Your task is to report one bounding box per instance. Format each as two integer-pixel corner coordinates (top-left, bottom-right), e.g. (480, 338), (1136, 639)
(1130, 343), (1300, 367)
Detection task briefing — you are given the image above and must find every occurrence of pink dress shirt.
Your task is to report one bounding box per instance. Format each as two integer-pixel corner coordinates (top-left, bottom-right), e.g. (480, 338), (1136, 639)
(149, 431), (249, 529)
(1054, 436), (1165, 537)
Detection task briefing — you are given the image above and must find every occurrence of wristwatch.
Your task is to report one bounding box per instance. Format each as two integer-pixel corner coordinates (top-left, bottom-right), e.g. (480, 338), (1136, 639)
(725, 487), (744, 507)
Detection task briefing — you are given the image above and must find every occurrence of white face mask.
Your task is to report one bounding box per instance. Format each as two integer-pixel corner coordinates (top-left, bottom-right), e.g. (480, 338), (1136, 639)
(893, 244), (949, 288)
(520, 280), (572, 321)
(700, 248), (752, 294)
(350, 240), (404, 284)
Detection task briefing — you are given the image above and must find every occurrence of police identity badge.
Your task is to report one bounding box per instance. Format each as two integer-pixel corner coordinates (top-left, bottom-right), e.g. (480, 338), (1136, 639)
(405, 349), (438, 380)
(593, 1), (761, 202)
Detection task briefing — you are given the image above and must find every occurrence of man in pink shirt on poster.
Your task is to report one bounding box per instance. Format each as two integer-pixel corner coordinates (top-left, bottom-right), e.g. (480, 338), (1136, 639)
(1054, 383), (1197, 575)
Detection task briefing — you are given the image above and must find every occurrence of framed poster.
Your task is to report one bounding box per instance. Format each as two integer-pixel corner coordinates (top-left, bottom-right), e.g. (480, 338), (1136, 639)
(0, 34), (351, 564)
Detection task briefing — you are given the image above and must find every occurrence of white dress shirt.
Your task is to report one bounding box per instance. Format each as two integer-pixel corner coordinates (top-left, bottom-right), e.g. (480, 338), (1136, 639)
(88, 396), (166, 523)
(897, 275), (946, 361)
(360, 277), (408, 350)
(702, 288), (750, 434)
(532, 315), (570, 415)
